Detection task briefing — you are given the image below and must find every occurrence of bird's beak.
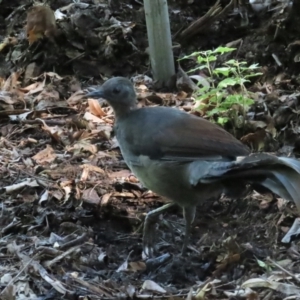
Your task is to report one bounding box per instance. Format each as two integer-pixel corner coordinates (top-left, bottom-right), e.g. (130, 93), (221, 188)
(85, 88), (105, 99)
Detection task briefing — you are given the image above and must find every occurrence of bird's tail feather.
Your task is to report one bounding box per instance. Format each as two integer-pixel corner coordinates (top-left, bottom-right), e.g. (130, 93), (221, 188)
(198, 154), (300, 212)
(227, 155), (300, 212)
(260, 169), (300, 211)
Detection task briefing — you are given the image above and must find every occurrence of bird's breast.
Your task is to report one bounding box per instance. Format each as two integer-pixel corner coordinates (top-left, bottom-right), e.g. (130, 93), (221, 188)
(128, 155), (188, 197)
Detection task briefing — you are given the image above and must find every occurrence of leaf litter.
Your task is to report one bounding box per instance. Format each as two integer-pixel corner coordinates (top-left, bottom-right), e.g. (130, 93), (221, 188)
(1, 0), (300, 299)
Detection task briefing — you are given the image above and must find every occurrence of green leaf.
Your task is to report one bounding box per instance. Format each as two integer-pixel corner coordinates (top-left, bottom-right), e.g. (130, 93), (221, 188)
(202, 50), (213, 56)
(197, 65), (210, 71)
(248, 63), (260, 69)
(215, 90), (225, 98)
(243, 98), (255, 106)
(196, 94), (209, 102)
(209, 95), (219, 103)
(197, 56), (207, 64)
(217, 116), (229, 125)
(207, 55), (217, 62)
(187, 66), (202, 73)
(225, 59), (237, 65)
(196, 86), (210, 93)
(244, 72), (263, 78)
(218, 78), (238, 88)
(256, 258), (267, 268)
(225, 94), (239, 100)
(196, 103), (208, 110)
(240, 78), (250, 84)
(223, 95), (254, 107)
(188, 45), (261, 120)
(196, 90), (219, 101)
(213, 67), (231, 77)
(180, 52), (200, 60)
(212, 46), (236, 54)
(207, 107), (221, 115)
(195, 88), (216, 100)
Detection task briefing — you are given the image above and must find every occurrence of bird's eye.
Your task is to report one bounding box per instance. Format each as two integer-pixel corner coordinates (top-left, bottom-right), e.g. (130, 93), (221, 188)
(112, 87), (121, 94)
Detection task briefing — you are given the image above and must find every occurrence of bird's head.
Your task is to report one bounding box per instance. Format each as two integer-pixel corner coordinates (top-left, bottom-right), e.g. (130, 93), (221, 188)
(86, 77), (137, 116)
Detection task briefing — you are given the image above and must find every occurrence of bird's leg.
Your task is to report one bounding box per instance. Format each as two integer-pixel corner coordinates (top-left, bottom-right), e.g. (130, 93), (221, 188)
(181, 206), (196, 255)
(143, 202), (176, 257)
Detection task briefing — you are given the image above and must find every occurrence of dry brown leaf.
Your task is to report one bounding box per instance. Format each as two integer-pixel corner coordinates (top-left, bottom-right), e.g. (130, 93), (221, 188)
(67, 117), (91, 131)
(67, 90), (85, 106)
(82, 188), (101, 205)
(34, 86), (60, 105)
(101, 193), (112, 206)
(242, 278), (300, 295)
(142, 280), (166, 294)
(2, 71), (22, 92)
(88, 99), (106, 117)
(21, 82), (43, 93)
(66, 140), (97, 155)
(80, 164), (105, 181)
(108, 169), (131, 179)
(72, 130), (97, 141)
(81, 164), (105, 174)
(83, 112), (105, 124)
(51, 190), (64, 201)
(0, 36), (18, 52)
(3, 179), (39, 194)
(0, 91), (20, 111)
(24, 80), (46, 95)
(32, 144), (57, 165)
(128, 261), (146, 272)
(127, 175), (139, 183)
(39, 120), (65, 144)
(17, 189), (38, 203)
(195, 282), (212, 300)
(116, 258), (128, 272)
(214, 253), (240, 274)
(176, 90), (188, 100)
(112, 192), (136, 198)
(277, 198), (288, 211)
(59, 180), (73, 205)
(223, 287), (258, 299)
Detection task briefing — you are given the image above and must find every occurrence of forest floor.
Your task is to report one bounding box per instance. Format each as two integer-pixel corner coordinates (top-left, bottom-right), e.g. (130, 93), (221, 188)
(1, 0), (300, 299)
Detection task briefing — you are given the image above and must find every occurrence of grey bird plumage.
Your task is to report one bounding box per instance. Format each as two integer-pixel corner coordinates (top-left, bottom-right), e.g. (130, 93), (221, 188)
(86, 77), (300, 256)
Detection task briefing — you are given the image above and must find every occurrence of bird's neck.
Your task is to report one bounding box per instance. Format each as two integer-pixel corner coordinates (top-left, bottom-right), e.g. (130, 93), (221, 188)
(113, 101), (138, 119)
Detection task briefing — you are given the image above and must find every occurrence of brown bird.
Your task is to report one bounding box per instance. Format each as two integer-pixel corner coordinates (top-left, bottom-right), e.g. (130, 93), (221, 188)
(86, 77), (300, 256)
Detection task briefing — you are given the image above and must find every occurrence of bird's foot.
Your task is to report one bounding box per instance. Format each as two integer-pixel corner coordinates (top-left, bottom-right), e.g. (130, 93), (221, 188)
(180, 206), (196, 256)
(142, 203), (175, 257)
(142, 223), (156, 257)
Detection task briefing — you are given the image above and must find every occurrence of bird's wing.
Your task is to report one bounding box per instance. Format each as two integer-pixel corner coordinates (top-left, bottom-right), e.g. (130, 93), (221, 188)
(154, 115), (250, 160)
(123, 108), (250, 162)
